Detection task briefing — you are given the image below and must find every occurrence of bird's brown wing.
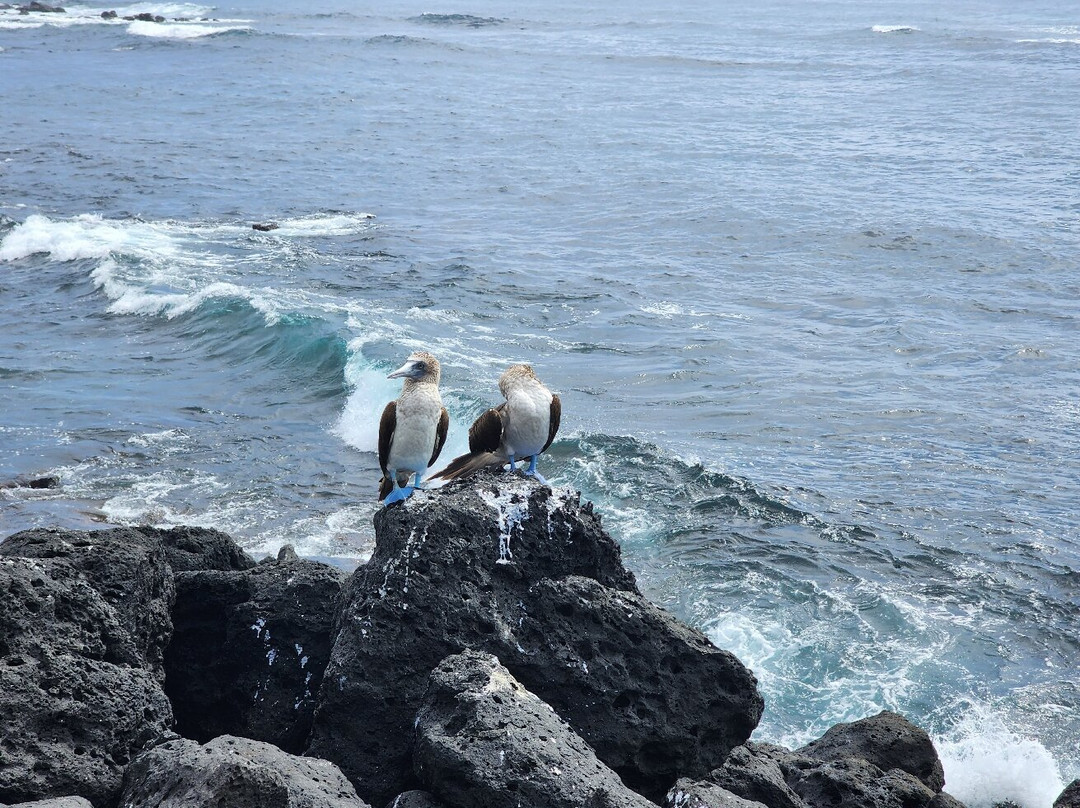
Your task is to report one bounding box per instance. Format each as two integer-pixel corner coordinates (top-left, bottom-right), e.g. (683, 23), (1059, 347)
(468, 403), (505, 454)
(542, 394), (561, 453)
(429, 407), (450, 467)
(378, 401), (396, 474)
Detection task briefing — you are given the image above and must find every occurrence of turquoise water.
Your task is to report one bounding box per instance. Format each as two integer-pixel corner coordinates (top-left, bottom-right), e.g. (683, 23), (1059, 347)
(2, 1), (1078, 803)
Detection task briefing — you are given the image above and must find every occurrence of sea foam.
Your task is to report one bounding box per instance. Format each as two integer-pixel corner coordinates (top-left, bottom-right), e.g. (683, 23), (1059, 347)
(126, 20), (251, 39)
(935, 706), (1065, 808)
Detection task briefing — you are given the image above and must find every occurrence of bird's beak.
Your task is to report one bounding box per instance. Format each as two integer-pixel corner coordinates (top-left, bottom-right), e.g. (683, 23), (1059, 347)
(388, 360), (417, 379)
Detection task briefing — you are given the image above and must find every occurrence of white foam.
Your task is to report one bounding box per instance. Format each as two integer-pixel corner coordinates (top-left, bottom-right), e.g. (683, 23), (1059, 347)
(335, 360), (403, 454)
(0, 213), (134, 262)
(269, 213), (376, 237)
(126, 19), (250, 38)
(872, 24), (920, 34)
(935, 706), (1065, 808)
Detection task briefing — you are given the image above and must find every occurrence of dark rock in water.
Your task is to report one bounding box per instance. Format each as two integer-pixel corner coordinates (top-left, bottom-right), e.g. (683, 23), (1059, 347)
(6, 798), (95, 808)
(17, 1), (65, 11)
(136, 524), (257, 573)
(705, 743), (808, 808)
(413, 650), (655, 808)
(664, 778), (770, 808)
(797, 710), (946, 792)
(0, 475), (59, 490)
(385, 791), (448, 808)
(118, 735), (372, 808)
(252, 222), (280, 231)
(307, 474), (763, 805)
(100, 9), (116, 18)
(698, 736), (963, 808)
(0, 530), (174, 807)
(164, 549), (343, 753)
(1057, 780), (1080, 808)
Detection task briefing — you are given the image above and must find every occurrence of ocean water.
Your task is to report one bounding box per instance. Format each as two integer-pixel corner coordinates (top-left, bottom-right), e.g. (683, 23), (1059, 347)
(1, 0), (1078, 803)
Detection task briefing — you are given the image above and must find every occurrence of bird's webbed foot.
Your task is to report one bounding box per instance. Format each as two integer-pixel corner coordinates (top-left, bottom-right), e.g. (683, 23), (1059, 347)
(382, 485), (415, 505)
(524, 455), (548, 485)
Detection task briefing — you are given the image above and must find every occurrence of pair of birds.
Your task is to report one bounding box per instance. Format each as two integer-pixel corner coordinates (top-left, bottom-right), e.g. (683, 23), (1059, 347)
(378, 351), (561, 505)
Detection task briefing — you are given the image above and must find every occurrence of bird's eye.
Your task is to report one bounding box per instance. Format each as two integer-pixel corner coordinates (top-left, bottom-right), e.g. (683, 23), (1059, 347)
(415, 362), (426, 371)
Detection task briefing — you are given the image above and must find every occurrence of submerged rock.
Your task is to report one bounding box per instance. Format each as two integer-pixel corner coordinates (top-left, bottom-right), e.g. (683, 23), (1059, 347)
(118, 735), (371, 808)
(17, 2), (66, 11)
(413, 650), (654, 808)
(0, 529), (175, 807)
(164, 545), (343, 753)
(307, 473), (763, 804)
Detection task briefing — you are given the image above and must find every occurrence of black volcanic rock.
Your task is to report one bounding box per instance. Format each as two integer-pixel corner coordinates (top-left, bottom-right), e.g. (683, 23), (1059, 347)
(0, 530), (175, 807)
(118, 735), (371, 808)
(384, 792), (448, 808)
(164, 546), (343, 753)
(6, 799), (94, 807)
(664, 778), (770, 808)
(797, 710), (945, 792)
(0, 527), (175, 678)
(685, 733), (966, 808)
(705, 743), (807, 808)
(413, 650), (655, 808)
(136, 524), (257, 573)
(786, 758), (935, 808)
(18, 2), (65, 11)
(1057, 780), (1080, 808)
(307, 474), (763, 805)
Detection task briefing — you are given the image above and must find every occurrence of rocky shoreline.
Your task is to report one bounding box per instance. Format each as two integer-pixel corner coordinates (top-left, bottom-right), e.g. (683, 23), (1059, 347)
(1, 471), (1075, 808)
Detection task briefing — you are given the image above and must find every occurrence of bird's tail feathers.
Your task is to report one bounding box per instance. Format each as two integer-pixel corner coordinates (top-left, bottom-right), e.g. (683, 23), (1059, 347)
(378, 475), (394, 502)
(429, 451), (504, 482)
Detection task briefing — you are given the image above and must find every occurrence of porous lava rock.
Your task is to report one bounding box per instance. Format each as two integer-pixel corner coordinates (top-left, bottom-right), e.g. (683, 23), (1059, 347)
(694, 732), (967, 808)
(664, 778), (770, 808)
(0, 529), (175, 807)
(136, 524), (257, 573)
(306, 473), (763, 804)
(413, 650), (655, 808)
(1056, 780), (1080, 808)
(117, 735), (370, 808)
(704, 743), (807, 808)
(164, 545), (343, 753)
(797, 710), (945, 792)
(384, 791), (448, 808)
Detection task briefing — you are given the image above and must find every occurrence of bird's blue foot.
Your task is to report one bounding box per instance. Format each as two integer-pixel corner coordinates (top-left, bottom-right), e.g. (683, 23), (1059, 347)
(505, 454), (518, 474)
(524, 456), (548, 485)
(411, 473), (425, 491)
(383, 485), (415, 505)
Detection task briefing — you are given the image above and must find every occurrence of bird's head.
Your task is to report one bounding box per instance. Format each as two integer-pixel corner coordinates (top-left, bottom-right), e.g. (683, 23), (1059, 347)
(499, 363), (538, 395)
(388, 351), (441, 385)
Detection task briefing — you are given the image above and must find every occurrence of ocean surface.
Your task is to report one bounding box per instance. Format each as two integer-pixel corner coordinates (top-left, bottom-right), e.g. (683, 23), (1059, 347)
(1, 0), (1078, 803)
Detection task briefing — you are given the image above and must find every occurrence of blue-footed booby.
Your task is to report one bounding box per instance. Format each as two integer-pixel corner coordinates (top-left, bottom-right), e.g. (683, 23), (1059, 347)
(378, 351), (450, 504)
(432, 363), (561, 485)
